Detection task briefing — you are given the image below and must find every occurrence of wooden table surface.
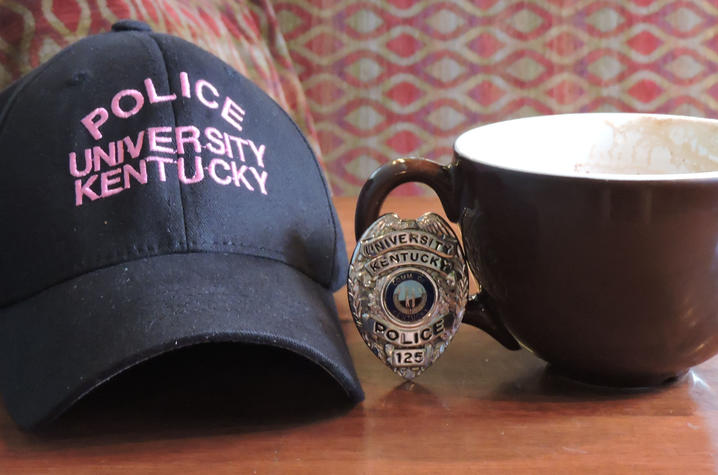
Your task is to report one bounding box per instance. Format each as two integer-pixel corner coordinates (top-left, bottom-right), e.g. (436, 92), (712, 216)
(2, 196), (718, 474)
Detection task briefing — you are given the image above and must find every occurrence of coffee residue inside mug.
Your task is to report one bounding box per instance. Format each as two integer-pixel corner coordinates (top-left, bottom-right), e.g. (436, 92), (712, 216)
(577, 117), (718, 175)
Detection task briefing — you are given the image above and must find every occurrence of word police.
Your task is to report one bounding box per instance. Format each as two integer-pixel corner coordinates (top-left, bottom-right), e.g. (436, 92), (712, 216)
(373, 318), (446, 345)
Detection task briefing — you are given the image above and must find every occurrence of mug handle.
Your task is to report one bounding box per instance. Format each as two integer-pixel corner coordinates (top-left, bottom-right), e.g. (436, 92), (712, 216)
(355, 157), (521, 351)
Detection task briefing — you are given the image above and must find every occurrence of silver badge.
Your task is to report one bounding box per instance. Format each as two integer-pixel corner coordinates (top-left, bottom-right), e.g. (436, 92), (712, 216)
(347, 213), (469, 379)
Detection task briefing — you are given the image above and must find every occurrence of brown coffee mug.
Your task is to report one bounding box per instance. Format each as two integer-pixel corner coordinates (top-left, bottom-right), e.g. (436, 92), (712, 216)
(355, 113), (718, 387)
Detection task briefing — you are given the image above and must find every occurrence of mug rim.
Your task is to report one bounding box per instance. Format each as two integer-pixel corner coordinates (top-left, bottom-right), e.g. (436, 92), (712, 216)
(454, 112), (718, 182)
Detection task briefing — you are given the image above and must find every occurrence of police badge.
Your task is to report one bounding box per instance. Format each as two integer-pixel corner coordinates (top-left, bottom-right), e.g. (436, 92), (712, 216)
(347, 212), (469, 379)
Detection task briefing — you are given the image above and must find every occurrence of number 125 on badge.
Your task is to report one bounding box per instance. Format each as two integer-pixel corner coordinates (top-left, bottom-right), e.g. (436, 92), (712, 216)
(392, 349), (425, 367)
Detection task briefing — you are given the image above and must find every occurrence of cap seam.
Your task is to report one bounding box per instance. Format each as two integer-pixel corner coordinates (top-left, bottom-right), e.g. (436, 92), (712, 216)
(142, 32), (339, 289)
(281, 112), (339, 289)
(215, 65), (340, 289)
(144, 33), (190, 251)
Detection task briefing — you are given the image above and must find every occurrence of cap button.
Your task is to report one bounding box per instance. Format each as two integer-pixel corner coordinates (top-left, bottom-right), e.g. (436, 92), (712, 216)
(111, 20), (152, 32)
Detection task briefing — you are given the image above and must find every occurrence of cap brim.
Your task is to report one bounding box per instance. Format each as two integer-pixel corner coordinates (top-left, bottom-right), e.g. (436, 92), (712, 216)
(0, 253), (363, 430)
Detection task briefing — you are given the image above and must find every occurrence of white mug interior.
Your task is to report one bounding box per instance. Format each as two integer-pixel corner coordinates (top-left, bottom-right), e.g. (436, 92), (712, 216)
(454, 113), (718, 180)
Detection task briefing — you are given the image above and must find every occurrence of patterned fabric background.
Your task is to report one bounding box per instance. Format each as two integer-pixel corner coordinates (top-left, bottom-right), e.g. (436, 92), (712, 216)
(275, 0), (718, 195)
(4, 1), (718, 195)
(0, 0), (322, 159)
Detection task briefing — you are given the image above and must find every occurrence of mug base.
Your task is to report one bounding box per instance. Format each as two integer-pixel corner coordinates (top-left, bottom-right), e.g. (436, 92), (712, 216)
(544, 365), (689, 391)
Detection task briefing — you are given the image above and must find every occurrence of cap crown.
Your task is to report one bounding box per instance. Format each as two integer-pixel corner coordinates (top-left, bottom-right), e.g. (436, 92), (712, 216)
(0, 28), (347, 306)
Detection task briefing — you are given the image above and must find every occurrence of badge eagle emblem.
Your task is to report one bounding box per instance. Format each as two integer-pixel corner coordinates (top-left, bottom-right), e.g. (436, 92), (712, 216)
(347, 213), (469, 379)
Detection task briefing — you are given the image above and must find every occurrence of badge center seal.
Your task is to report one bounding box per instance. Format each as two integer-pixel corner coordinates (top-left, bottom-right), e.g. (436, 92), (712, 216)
(383, 269), (436, 325)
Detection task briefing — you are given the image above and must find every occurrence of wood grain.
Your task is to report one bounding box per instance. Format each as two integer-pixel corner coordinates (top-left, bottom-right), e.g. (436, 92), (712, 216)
(1, 196), (717, 474)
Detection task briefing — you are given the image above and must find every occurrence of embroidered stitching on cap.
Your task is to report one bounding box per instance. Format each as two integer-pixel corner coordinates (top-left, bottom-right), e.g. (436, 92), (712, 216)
(68, 69), (269, 207)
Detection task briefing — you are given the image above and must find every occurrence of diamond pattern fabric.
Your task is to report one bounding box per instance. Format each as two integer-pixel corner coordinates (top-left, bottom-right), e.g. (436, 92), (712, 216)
(276, 0), (718, 195)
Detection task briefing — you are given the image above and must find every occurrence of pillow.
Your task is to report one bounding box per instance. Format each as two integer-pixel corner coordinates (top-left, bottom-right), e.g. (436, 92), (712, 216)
(0, 0), (322, 160)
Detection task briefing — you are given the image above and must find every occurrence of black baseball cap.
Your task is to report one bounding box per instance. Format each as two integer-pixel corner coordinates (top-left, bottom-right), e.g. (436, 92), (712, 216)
(0, 20), (362, 429)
